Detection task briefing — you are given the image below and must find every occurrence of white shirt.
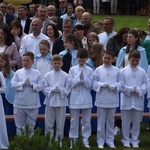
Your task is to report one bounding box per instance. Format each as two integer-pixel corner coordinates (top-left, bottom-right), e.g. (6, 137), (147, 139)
(93, 64), (121, 108)
(98, 31), (116, 50)
(69, 64), (93, 109)
(19, 32), (50, 56)
(11, 68), (44, 109)
(120, 65), (147, 111)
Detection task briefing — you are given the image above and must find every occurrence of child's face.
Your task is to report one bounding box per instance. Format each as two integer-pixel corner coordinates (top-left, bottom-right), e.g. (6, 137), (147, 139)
(78, 57), (87, 67)
(39, 44), (49, 56)
(102, 53), (114, 66)
(22, 56), (34, 69)
(88, 37), (98, 46)
(51, 60), (63, 71)
(0, 57), (7, 68)
(127, 33), (138, 45)
(63, 40), (74, 50)
(129, 57), (140, 68)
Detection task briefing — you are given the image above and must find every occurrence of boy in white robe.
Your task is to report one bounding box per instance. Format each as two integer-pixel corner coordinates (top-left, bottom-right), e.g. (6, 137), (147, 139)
(93, 50), (121, 149)
(11, 52), (43, 137)
(69, 49), (93, 149)
(120, 50), (147, 148)
(42, 54), (71, 146)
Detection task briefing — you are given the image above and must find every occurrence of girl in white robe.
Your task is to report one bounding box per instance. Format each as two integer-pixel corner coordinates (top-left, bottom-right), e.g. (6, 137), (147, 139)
(0, 71), (9, 149)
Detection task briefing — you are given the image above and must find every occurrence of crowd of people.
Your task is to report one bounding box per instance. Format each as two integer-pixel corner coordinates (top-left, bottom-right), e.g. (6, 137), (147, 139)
(0, 0), (150, 149)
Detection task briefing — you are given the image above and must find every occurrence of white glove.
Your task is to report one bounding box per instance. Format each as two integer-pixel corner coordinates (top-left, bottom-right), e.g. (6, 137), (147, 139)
(102, 83), (108, 88)
(131, 87), (137, 93)
(109, 85), (116, 91)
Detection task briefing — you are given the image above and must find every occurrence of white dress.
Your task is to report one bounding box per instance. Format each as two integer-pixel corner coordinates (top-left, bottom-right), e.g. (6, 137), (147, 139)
(0, 72), (9, 149)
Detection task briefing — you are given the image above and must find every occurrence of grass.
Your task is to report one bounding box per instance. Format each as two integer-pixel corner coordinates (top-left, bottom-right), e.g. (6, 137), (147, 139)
(62, 123), (150, 150)
(92, 15), (149, 32)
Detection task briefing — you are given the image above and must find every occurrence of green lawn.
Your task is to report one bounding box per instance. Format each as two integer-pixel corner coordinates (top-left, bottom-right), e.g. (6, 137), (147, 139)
(92, 15), (149, 32)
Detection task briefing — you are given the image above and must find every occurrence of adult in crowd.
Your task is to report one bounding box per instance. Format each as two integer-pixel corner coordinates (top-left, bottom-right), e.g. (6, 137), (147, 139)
(47, 5), (63, 31)
(9, 19), (26, 50)
(0, 26), (19, 70)
(30, 4), (40, 20)
(17, 5), (31, 34)
(93, 0), (100, 14)
(106, 27), (130, 64)
(145, 18), (150, 40)
(73, 6), (85, 26)
(46, 23), (59, 53)
(93, 20), (103, 34)
(60, 3), (75, 21)
(82, 12), (99, 37)
(7, 4), (16, 18)
(110, 0), (118, 15)
(30, 5), (54, 35)
(98, 17), (116, 50)
(20, 18), (50, 57)
(116, 29), (148, 72)
(0, 11), (7, 27)
(56, 0), (68, 17)
(0, 2), (14, 26)
(52, 18), (83, 55)
(28, 3), (36, 18)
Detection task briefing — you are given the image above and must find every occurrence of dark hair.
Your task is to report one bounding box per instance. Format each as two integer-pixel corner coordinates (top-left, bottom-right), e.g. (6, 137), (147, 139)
(126, 29), (140, 53)
(0, 26), (12, 46)
(0, 53), (11, 77)
(23, 52), (34, 60)
(104, 17), (114, 25)
(104, 50), (115, 58)
(18, 5), (28, 11)
(113, 27), (130, 46)
(9, 19), (23, 37)
(74, 24), (84, 30)
(128, 49), (140, 59)
(52, 54), (62, 61)
(46, 23), (59, 39)
(77, 48), (88, 58)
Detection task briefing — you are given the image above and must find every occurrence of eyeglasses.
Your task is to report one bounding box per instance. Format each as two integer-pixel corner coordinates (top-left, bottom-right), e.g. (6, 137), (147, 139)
(63, 26), (72, 29)
(59, 1), (65, 4)
(103, 23), (111, 26)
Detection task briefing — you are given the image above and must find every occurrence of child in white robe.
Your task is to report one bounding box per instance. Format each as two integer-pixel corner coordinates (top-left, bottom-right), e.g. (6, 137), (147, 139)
(42, 54), (71, 145)
(93, 50), (121, 149)
(11, 52), (43, 137)
(120, 50), (147, 148)
(0, 72), (9, 149)
(33, 40), (53, 77)
(69, 49), (93, 148)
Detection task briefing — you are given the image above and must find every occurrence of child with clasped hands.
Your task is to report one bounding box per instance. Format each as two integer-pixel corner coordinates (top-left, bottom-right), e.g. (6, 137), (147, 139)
(42, 54), (71, 147)
(120, 50), (147, 148)
(93, 50), (122, 149)
(11, 52), (43, 137)
(69, 49), (93, 149)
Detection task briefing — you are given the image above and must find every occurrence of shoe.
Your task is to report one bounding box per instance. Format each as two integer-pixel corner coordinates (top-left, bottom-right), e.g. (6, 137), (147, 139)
(98, 145), (104, 149)
(107, 143), (116, 149)
(85, 144), (90, 148)
(132, 144), (139, 148)
(123, 144), (131, 148)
